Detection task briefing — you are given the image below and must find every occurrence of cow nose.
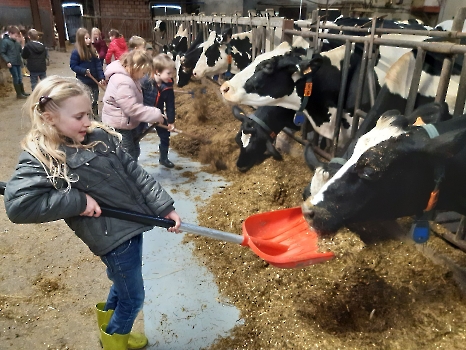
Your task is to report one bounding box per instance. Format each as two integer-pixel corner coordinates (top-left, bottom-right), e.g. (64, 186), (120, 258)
(220, 82), (230, 94)
(193, 71), (197, 76)
(306, 210), (315, 219)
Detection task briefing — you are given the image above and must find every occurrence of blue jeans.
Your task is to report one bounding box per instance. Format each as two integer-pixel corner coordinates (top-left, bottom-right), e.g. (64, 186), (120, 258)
(30, 71), (47, 90)
(9, 65), (22, 85)
(100, 234), (145, 335)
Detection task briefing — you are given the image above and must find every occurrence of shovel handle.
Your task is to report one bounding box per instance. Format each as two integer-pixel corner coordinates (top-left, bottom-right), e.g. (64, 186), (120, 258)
(0, 183), (243, 245)
(101, 206), (243, 244)
(86, 72), (106, 91)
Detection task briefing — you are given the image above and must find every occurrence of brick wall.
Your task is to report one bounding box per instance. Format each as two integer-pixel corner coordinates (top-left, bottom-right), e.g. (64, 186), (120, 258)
(100, 0), (151, 19)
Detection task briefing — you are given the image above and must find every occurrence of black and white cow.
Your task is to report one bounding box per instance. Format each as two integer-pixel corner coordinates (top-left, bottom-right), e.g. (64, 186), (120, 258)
(175, 32), (207, 87)
(232, 105), (299, 172)
(303, 102), (451, 200)
(192, 28), (253, 79)
(154, 20), (167, 39)
(220, 36), (425, 145)
(301, 113), (466, 233)
(163, 24), (188, 58)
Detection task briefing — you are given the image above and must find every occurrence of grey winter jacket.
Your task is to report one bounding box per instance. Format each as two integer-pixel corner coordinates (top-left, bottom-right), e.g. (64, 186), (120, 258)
(4, 128), (175, 256)
(0, 34), (22, 65)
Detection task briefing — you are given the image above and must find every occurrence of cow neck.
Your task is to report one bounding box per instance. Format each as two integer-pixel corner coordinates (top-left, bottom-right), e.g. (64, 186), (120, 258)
(410, 121), (444, 244)
(246, 113), (276, 139)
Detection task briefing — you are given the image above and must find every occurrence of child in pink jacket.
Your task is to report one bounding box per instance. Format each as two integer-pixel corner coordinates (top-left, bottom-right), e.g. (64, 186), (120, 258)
(102, 50), (165, 160)
(105, 28), (127, 64)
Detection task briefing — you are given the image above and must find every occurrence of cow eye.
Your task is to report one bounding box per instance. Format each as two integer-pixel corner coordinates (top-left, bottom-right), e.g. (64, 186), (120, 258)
(358, 167), (377, 181)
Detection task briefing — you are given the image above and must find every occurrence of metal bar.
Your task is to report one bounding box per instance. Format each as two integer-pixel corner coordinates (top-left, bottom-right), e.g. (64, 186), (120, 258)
(283, 30), (466, 54)
(435, 57), (453, 103)
(454, 54), (466, 117)
(282, 127), (306, 145)
(350, 40), (369, 138)
(405, 48), (426, 116)
(332, 40), (352, 156)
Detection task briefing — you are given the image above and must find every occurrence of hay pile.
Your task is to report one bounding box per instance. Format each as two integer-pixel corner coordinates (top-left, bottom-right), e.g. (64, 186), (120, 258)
(170, 78), (466, 349)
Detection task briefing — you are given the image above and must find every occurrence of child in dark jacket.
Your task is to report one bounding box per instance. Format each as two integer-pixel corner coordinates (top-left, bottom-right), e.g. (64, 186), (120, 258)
(4, 75), (181, 350)
(141, 54), (176, 168)
(91, 27), (108, 66)
(0, 25), (28, 98)
(70, 27), (105, 119)
(21, 28), (47, 90)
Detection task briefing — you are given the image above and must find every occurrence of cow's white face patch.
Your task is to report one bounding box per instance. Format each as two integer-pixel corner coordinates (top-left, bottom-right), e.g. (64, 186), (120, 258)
(174, 55), (181, 85)
(221, 41), (293, 103)
(241, 131), (251, 148)
(311, 116), (406, 205)
(310, 167), (331, 200)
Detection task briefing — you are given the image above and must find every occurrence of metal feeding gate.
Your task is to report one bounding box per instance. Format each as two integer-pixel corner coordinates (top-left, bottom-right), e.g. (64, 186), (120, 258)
(285, 7), (466, 250)
(155, 9), (466, 249)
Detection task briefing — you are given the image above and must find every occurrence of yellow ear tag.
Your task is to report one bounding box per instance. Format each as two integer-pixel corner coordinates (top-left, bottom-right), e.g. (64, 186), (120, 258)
(304, 82), (313, 97)
(413, 117), (425, 126)
(302, 67), (312, 75)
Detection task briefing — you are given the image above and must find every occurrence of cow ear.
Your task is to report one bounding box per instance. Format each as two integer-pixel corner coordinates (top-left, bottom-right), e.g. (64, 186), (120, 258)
(423, 128), (466, 159)
(266, 140), (282, 160)
(298, 56), (323, 77)
(232, 105), (247, 121)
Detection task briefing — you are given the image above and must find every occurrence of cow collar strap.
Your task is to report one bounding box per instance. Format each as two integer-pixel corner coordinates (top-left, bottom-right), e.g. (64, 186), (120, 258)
(294, 73), (313, 125)
(409, 121), (444, 244)
(246, 113), (276, 139)
(225, 42), (233, 78)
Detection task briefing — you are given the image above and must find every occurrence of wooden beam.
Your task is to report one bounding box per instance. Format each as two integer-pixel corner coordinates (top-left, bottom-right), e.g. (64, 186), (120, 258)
(50, 0), (66, 51)
(29, 0), (42, 32)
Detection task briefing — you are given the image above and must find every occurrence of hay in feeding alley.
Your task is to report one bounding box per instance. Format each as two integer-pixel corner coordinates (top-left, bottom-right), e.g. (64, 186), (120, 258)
(169, 79), (466, 349)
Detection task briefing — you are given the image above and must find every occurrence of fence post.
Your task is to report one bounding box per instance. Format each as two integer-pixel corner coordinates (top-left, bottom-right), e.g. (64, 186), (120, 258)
(281, 19), (294, 45)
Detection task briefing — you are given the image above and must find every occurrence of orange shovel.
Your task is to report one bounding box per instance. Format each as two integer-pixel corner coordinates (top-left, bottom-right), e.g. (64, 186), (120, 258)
(0, 182), (333, 269)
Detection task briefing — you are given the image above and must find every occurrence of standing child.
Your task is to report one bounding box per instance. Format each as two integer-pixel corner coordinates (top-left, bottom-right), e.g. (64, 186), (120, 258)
(0, 25), (29, 99)
(3, 75), (181, 350)
(21, 29), (47, 91)
(91, 27), (108, 66)
(128, 35), (146, 51)
(105, 29), (127, 65)
(70, 27), (105, 118)
(141, 53), (176, 168)
(102, 50), (166, 160)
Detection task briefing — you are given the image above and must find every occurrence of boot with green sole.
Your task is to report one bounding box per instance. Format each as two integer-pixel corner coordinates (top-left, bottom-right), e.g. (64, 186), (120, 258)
(95, 302), (148, 349)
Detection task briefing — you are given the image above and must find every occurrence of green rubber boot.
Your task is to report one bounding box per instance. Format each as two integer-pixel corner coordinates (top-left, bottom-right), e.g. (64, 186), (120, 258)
(100, 324), (130, 350)
(96, 303), (148, 349)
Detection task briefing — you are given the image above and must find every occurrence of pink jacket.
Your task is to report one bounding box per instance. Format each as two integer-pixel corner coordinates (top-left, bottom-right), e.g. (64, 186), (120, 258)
(102, 60), (163, 130)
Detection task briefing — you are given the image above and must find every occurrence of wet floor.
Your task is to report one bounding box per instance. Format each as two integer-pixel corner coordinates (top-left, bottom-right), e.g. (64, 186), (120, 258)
(139, 135), (241, 349)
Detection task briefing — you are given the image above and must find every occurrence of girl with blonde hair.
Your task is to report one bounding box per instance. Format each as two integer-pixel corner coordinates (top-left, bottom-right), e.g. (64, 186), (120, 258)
(91, 27), (108, 66)
(4, 75), (181, 350)
(70, 27), (105, 118)
(102, 49), (166, 160)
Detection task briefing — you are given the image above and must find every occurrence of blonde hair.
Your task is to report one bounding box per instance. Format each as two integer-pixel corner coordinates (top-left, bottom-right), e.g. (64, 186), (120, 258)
(119, 50), (152, 80)
(22, 75), (121, 191)
(28, 28), (39, 41)
(152, 53), (175, 74)
(75, 27), (97, 61)
(128, 35), (146, 50)
(91, 27), (102, 42)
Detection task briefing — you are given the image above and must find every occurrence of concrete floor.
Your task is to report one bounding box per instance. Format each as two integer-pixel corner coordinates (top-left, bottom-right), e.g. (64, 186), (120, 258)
(138, 134), (241, 349)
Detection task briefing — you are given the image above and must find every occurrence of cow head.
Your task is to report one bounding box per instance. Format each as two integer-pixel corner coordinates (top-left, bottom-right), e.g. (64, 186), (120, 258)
(232, 105), (291, 172)
(302, 102), (452, 203)
(220, 42), (321, 109)
(153, 20), (167, 38)
(193, 28), (253, 79)
(174, 32), (205, 87)
(302, 113), (466, 234)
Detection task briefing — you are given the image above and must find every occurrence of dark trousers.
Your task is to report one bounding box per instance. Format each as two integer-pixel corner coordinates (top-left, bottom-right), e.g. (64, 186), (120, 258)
(30, 71), (47, 90)
(155, 122), (170, 148)
(9, 65), (22, 85)
(117, 128), (141, 161)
